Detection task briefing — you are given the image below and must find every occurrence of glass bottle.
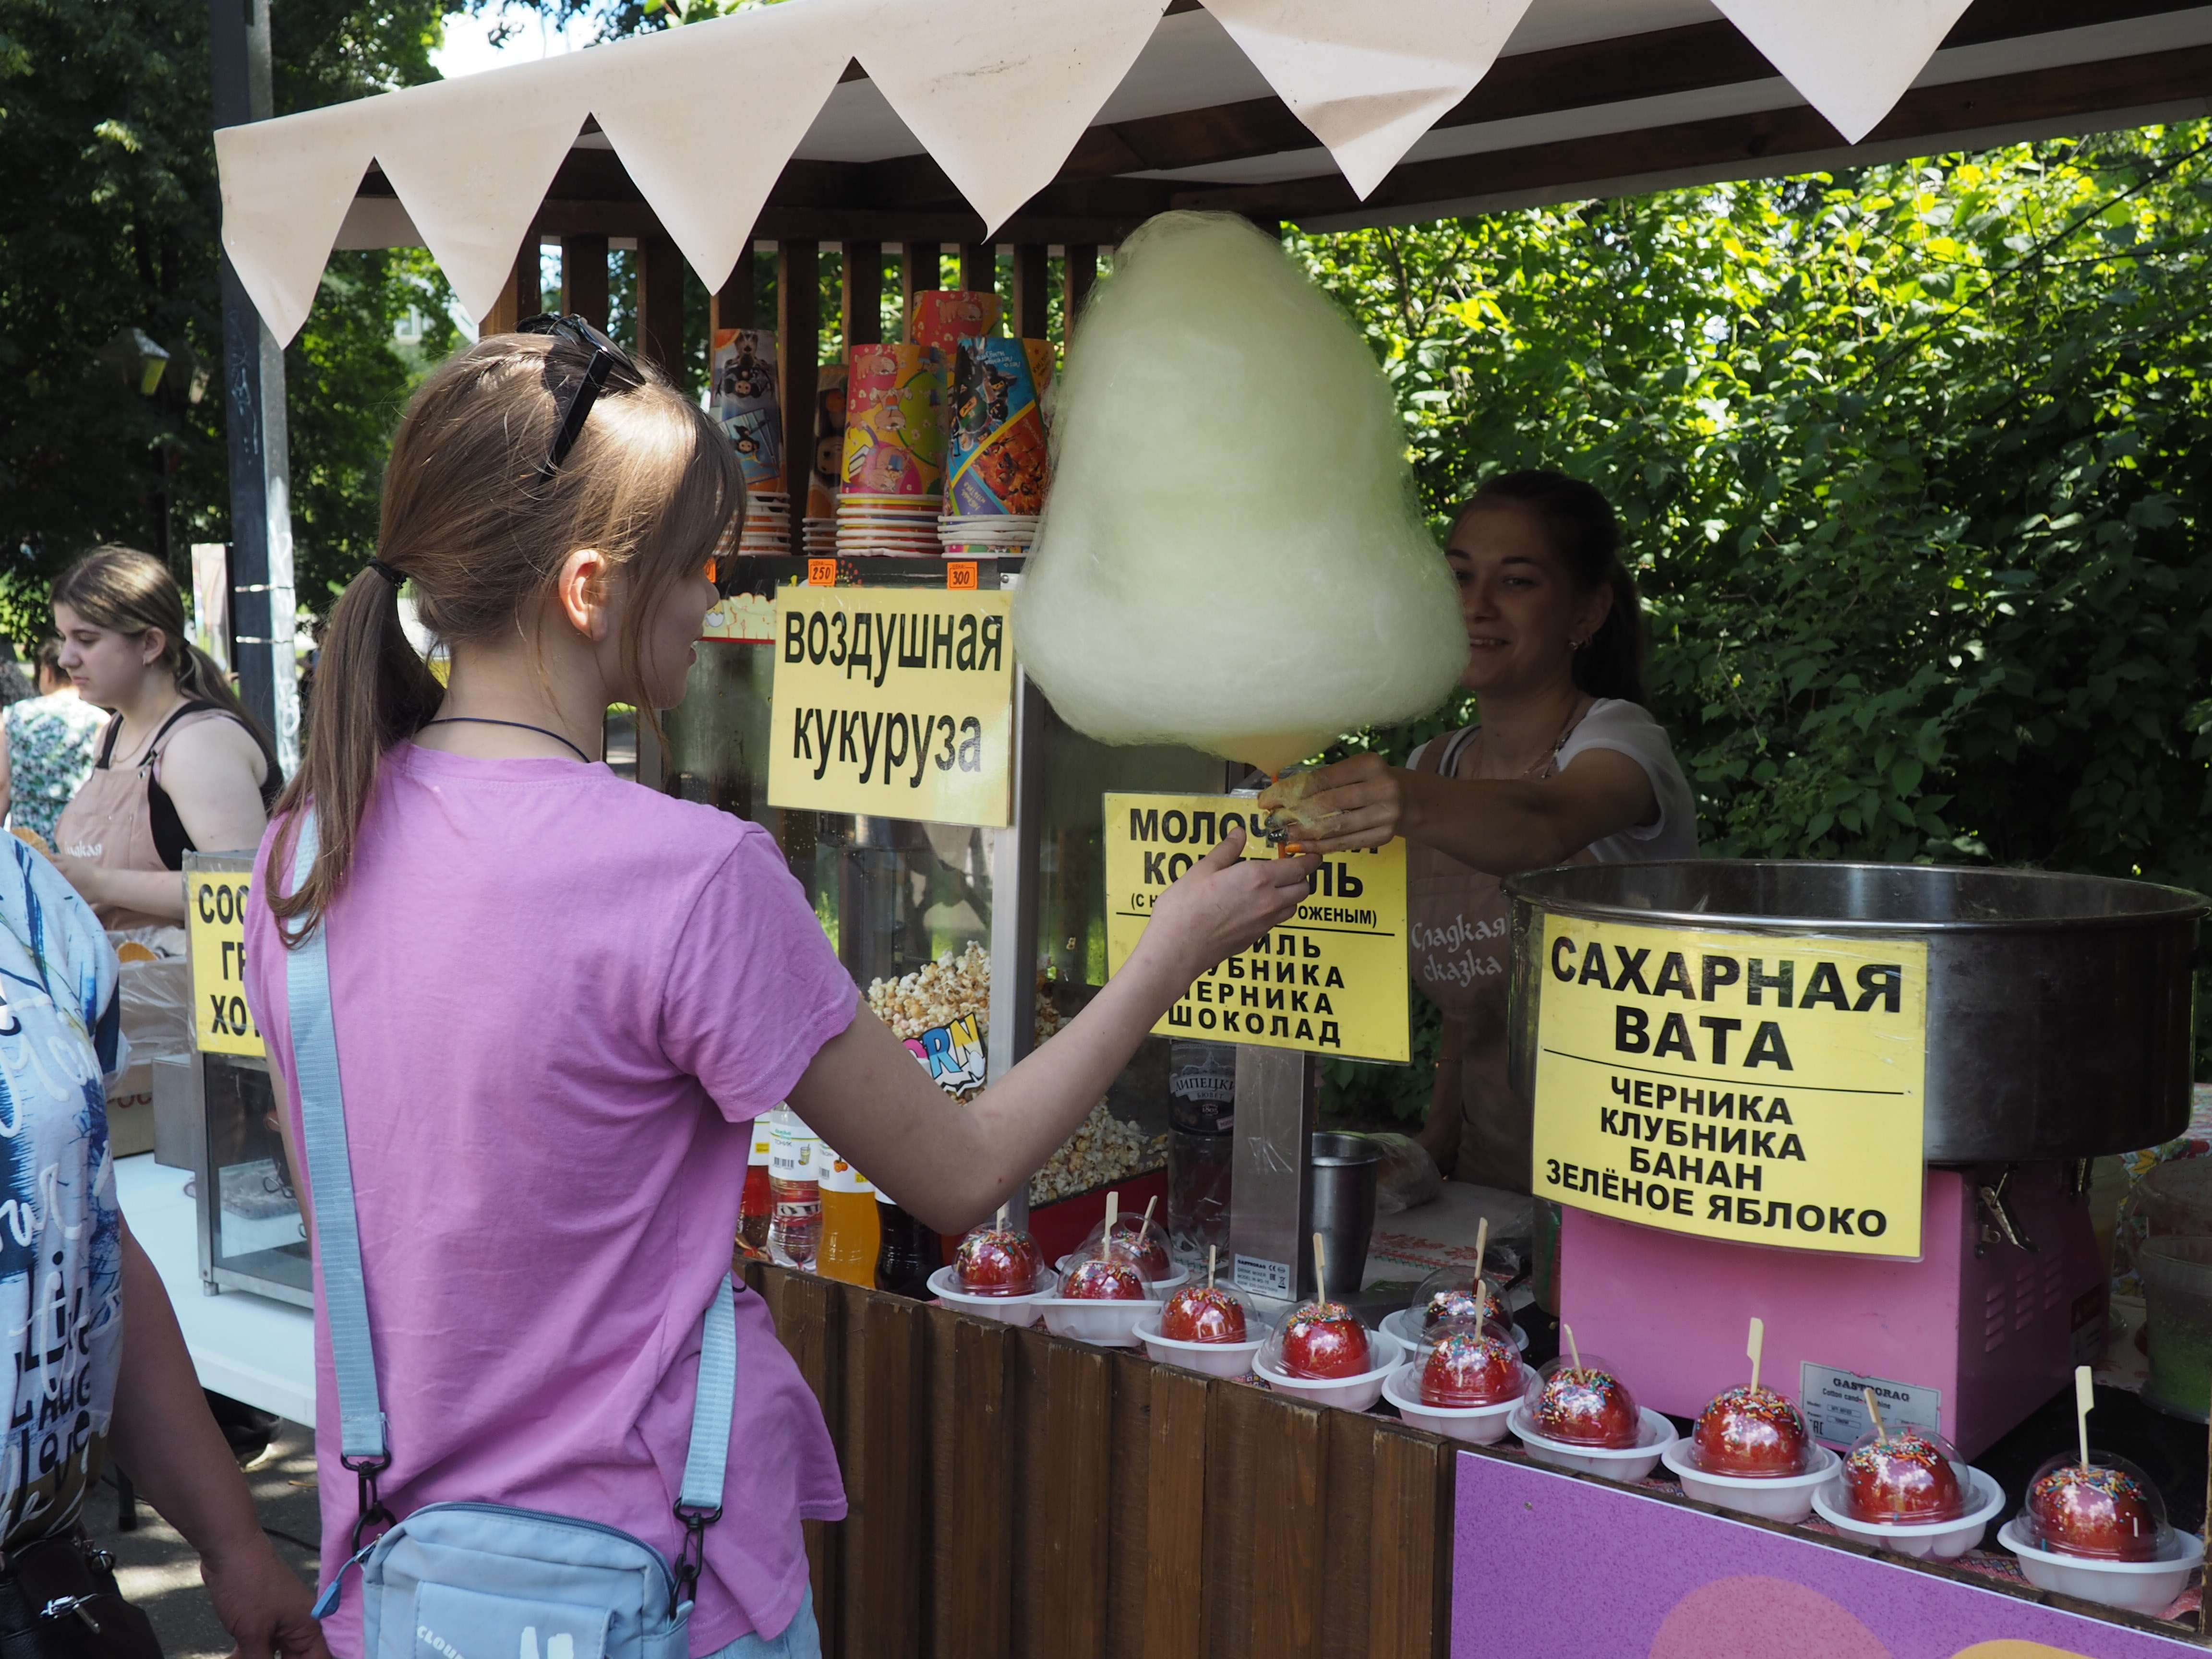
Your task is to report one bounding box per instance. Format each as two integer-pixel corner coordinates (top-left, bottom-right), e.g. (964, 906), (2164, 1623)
(766, 1104), (823, 1271)
(873, 1187), (944, 1299)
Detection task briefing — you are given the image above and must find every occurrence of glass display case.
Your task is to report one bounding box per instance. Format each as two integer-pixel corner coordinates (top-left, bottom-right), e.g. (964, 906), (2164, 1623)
(194, 1050), (311, 1307)
(660, 556), (1222, 1225)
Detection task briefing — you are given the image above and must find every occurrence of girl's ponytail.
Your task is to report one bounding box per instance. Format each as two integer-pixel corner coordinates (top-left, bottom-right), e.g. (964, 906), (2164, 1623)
(267, 566), (443, 935)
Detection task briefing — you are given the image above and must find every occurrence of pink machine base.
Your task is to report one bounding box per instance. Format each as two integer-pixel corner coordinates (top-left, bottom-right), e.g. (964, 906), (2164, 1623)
(1558, 1164), (2104, 1459)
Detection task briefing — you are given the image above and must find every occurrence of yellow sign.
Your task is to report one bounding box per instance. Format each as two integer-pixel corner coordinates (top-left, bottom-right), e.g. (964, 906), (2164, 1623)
(1530, 916), (1927, 1256)
(185, 871), (263, 1056)
(1104, 793), (1409, 1063)
(768, 589), (1015, 826)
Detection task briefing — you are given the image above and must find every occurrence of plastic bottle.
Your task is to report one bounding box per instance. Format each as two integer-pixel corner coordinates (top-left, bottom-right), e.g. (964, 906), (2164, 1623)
(737, 1119), (774, 1261)
(816, 1148), (880, 1286)
(766, 1105), (823, 1271)
(873, 1187), (944, 1299)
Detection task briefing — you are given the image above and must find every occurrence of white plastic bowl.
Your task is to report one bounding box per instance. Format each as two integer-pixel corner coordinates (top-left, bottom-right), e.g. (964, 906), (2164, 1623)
(1810, 1465), (2002, 1560)
(1135, 1315), (1269, 1379)
(1509, 1405), (1677, 1483)
(1998, 1516), (2205, 1615)
(1380, 1309), (1528, 1355)
(1381, 1361), (1527, 1444)
(1252, 1330), (1405, 1412)
(1661, 1440), (1841, 1522)
(1036, 1290), (1160, 1347)
(926, 1264), (1057, 1325)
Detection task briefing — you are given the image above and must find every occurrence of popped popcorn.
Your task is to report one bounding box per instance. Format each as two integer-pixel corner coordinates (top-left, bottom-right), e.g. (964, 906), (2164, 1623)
(865, 944), (1163, 1201)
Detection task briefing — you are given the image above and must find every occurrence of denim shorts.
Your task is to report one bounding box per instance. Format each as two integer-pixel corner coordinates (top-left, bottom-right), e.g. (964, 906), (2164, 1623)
(698, 1590), (819, 1659)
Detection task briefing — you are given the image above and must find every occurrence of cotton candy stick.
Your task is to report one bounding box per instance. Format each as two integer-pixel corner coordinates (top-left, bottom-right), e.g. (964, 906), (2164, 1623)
(1472, 1217), (1492, 1325)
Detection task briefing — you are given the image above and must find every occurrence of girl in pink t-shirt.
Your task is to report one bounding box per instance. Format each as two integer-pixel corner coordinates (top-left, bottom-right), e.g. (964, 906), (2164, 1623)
(242, 321), (1315, 1659)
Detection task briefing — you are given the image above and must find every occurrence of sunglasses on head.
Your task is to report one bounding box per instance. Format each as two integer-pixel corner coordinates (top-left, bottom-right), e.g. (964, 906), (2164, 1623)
(517, 313), (645, 480)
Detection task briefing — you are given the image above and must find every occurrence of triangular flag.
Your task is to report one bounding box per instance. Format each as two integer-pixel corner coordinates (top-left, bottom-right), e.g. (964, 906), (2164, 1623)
(1204, 0), (1536, 200)
(1711, 0), (1975, 144)
(592, 2), (853, 293)
(371, 49), (597, 326)
(855, 0), (1168, 237)
(216, 100), (384, 346)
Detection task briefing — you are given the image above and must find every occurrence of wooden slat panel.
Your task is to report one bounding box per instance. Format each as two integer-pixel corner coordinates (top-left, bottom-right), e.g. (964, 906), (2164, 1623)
(1105, 1352), (1156, 1659)
(477, 240), (538, 338)
(1138, 1366), (1209, 1659)
(1369, 1426), (1455, 1659)
(1201, 1381), (1265, 1659)
(559, 233), (609, 329)
(928, 1307), (1014, 1659)
(844, 1291), (926, 1659)
(1062, 247), (1097, 345)
(1010, 244), (1049, 340)
(713, 244), (755, 334)
(1250, 1392), (1325, 1659)
(1038, 1340), (1114, 1659)
(1008, 1326), (1053, 1659)
(637, 230), (686, 383)
(899, 243), (935, 340)
(958, 242), (994, 295)
(842, 240), (882, 348)
(777, 240), (819, 535)
(1321, 1410), (1374, 1659)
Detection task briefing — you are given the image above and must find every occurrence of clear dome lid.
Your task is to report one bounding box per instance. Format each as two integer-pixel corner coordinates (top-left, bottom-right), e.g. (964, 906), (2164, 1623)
(1527, 1353), (1641, 1449)
(1410, 1264), (1514, 1337)
(1054, 1241), (1160, 1301)
(1417, 1321), (1522, 1408)
(1259, 1298), (1377, 1381)
(1073, 1197), (1174, 1283)
(1158, 1281), (1255, 1344)
(952, 1223), (1044, 1296)
(2025, 1450), (2167, 1560)
(1839, 1423), (1969, 1523)
(1686, 1384), (1814, 1478)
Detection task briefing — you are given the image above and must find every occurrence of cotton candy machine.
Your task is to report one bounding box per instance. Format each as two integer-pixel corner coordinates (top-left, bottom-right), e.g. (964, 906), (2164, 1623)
(1504, 861), (2206, 1456)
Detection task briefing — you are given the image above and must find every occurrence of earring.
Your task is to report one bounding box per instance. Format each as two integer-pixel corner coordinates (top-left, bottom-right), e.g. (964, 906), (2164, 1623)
(1568, 637), (1586, 651)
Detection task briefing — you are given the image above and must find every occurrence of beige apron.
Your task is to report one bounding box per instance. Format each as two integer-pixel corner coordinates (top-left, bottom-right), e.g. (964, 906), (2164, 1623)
(1407, 713), (1591, 1192)
(54, 706), (229, 933)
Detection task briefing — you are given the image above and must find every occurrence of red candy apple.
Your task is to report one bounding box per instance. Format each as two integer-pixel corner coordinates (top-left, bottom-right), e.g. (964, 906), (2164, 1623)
(1419, 1331), (1520, 1408)
(954, 1227), (1042, 1297)
(1842, 1431), (1964, 1523)
(1106, 1220), (1173, 1282)
(1062, 1257), (1146, 1301)
(2028, 1462), (2161, 1561)
(1279, 1301), (1371, 1379)
(1161, 1285), (1247, 1344)
(1692, 1384), (1812, 1477)
(1533, 1366), (1640, 1448)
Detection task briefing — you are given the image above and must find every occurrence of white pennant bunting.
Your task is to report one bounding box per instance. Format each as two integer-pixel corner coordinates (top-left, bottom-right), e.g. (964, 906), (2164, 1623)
(1203, 0), (1535, 201)
(591, 3), (854, 294)
(855, 0), (1168, 238)
(1712, 0), (1975, 145)
(216, 101), (385, 347)
(370, 50), (597, 326)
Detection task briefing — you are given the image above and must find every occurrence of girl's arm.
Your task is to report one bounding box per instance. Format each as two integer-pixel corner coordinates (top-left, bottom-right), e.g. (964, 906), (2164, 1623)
(61, 720), (272, 921)
(109, 1224), (330, 1659)
(787, 824), (1319, 1232)
(1262, 749), (1655, 875)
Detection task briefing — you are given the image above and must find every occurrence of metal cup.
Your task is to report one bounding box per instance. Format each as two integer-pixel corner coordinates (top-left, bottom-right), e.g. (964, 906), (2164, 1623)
(1308, 1131), (1380, 1300)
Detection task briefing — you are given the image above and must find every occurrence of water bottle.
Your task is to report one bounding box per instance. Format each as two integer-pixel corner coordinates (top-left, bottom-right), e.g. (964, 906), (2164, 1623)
(767, 1104), (823, 1271)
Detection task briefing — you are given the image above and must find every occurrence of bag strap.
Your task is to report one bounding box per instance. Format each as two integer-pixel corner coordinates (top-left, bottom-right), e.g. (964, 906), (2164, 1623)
(280, 808), (739, 1587)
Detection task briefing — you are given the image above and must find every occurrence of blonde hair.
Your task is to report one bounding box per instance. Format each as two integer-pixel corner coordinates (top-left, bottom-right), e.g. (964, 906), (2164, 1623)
(52, 545), (281, 780)
(269, 333), (743, 937)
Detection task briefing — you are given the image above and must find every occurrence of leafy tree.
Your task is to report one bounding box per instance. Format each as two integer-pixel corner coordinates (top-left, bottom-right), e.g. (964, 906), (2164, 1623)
(1300, 124), (2212, 1118)
(0, 0), (461, 635)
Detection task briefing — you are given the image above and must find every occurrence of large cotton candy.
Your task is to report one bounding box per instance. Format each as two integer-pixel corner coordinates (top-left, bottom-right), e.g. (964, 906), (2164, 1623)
(1013, 211), (1468, 774)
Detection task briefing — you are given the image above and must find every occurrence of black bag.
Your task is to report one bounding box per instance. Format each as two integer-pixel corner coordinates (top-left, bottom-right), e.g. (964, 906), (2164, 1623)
(0, 1533), (162, 1659)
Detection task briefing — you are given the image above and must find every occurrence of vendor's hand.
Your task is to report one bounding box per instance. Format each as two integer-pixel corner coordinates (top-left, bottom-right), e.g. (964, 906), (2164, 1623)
(202, 1537), (331, 1659)
(1263, 753), (1407, 854)
(47, 850), (106, 904)
(1141, 821), (1319, 982)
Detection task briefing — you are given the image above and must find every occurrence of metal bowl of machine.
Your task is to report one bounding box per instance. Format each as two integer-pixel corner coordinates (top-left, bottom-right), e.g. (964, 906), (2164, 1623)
(1504, 862), (2205, 1162)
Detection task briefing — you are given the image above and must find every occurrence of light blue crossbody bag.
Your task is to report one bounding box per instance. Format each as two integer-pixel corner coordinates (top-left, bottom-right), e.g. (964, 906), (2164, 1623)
(284, 812), (735, 1659)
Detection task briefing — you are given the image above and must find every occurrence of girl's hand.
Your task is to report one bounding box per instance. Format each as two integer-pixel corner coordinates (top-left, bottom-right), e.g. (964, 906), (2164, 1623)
(1138, 821), (1319, 983)
(202, 1536), (331, 1659)
(1260, 754), (1407, 854)
(48, 850), (105, 903)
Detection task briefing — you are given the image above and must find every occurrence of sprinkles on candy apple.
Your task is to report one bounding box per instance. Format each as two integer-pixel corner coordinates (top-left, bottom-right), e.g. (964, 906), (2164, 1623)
(954, 1204), (1043, 1297)
(1063, 1190), (1149, 1301)
(2023, 1366), (2164, 1562)
(1843, 1386), (1965, 1525)
(1532, 1323), (1640, 1449)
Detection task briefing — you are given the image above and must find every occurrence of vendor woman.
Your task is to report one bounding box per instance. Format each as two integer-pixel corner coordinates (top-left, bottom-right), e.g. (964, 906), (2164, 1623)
(1272, 469), (1697, 1191)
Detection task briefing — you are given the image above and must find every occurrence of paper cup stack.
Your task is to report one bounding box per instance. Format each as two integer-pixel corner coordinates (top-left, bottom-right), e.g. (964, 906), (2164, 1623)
(707, 329), (783, 495)
(838, 342), (946, 556)
(736, 492), (791, 556)
(942, 335), (1049, 556)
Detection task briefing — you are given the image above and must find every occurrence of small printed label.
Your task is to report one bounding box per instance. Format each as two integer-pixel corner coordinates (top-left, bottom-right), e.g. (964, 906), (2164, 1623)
(946, 561), (978, 591)
(819, 1154), (874, 1195)
(1799, 1361), (1942, 1445)
(1233, 1254), (1293, 1299)
(807, 557), (838, 588)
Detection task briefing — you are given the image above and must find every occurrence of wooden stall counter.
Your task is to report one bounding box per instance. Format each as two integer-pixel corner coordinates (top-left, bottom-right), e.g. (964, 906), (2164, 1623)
(744, 1261), (1454, 1659)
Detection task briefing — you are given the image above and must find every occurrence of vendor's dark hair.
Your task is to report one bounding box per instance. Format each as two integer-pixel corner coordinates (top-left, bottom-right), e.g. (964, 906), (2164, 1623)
(1453, 469), (1647, 705)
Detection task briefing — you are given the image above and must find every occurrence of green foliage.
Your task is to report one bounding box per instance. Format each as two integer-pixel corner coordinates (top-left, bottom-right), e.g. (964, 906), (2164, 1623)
(1298, 125), (2212, 1103)
(0, 0), (459, 633)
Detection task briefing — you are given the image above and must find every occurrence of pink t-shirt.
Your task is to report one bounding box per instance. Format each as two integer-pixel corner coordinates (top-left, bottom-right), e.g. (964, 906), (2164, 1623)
(242, 745), (857, 1656)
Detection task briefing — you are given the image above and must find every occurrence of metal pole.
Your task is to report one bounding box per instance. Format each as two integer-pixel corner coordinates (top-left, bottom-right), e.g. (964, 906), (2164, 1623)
(211, 0), (299, 778)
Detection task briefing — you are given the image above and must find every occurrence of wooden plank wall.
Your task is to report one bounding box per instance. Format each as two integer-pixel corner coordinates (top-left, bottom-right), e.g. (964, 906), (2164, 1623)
(744, 1263), (1455, 1659)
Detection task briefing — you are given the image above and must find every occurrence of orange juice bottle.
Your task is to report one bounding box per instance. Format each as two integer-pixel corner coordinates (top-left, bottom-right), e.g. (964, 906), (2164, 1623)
(816, 1148), (880, 1287)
